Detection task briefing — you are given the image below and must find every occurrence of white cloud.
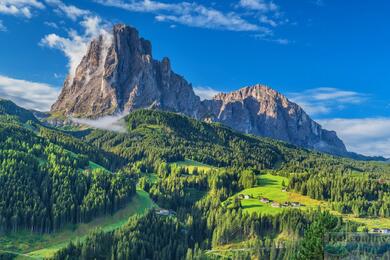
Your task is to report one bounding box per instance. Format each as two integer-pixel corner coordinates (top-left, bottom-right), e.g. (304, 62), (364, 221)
(71, 113), (128, 133)
(0, 20), (6, 32)
(96, 0), (267, 32)
(193, 86), (220, 100)
(254, 33), (290, 44)
(238, 0), (278, 12)
(44, 21), (59, 29)
(259, 15), (277, 27)
(0, 0), (45, 18)
(40, 16), (110, 82)
(288, 87), (368, 116)
(45, 0), (90, 21)
(0, 75), (59, 111)
(319, 118), (390, 158)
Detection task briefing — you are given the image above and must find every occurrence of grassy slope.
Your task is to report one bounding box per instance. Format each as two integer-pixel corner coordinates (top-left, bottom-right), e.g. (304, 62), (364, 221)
(225, 174), (390, 230)
(177, 161), (390, 230)
(172, 159), (216, 173)
(0, 190), (155, 259)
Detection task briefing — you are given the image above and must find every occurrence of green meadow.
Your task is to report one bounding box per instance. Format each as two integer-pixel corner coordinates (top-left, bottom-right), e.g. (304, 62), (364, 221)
(172, 159), (216, 173)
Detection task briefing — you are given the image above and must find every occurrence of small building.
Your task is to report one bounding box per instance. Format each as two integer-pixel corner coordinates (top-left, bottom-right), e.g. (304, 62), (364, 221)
(370, 228), (380, 233)
(271, 202), (281, 208)
(282, 188), (287, 192)
(244, 195), (250, 199)
(380, 229), (390, 234)
(238, 194), (245, 200)
(291, 202), (301, 207)
(156, 209), (170, 216)
(155, 208), (176, 216)
(281, 202), (290, 208)
(260, 198), (270, 203)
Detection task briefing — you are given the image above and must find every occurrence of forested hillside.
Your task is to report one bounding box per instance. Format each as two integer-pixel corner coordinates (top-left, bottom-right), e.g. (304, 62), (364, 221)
(0, 100), (137, 233)
(0, 102), (389, 259)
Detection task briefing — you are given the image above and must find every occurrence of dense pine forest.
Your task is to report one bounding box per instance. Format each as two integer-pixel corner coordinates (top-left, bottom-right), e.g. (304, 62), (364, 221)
(0, 100), (137, 233)
(0, 100), (389, 259)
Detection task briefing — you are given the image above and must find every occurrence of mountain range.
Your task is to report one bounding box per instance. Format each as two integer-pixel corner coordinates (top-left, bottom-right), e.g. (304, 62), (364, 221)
(52, 23), (349, 157)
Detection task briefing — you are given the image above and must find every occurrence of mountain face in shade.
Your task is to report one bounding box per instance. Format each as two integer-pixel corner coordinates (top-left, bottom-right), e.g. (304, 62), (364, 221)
(51, 24), (348, 156)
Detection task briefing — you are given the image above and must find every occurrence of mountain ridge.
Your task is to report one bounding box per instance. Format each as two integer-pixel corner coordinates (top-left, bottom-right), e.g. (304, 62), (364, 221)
(51, 23), (348, 156)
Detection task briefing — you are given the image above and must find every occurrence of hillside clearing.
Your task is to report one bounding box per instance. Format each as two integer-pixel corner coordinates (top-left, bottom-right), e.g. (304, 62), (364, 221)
(172, 159), (216, 173)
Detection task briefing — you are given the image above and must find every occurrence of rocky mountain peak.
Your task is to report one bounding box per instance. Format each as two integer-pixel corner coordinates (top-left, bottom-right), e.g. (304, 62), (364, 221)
(51, 23), (200, 118)
(51, 23), (348, 157)
(199, 84), (348, 156)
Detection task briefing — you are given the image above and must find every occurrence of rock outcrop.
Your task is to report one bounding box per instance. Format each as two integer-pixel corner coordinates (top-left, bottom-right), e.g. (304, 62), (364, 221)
(51, 24), (348, 156)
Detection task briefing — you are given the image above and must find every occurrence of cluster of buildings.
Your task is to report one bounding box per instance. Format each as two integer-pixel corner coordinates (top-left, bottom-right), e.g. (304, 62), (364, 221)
(269, 201), (301, 208)
(370, 228), (390, 234)
(237, 194), (302, 208)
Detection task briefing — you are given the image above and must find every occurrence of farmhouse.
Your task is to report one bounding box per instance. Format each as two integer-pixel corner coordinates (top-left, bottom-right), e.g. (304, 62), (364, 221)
(244, 195), (250, 199)
(371, 228), (380, 233)
(291, 202), (301, 207)
(370, 228), (390, 234)
(260, 198), (270, 203)
(381, 229), (390, 234)
(155, 208), (176, 217)
(271, 202), (281, 208)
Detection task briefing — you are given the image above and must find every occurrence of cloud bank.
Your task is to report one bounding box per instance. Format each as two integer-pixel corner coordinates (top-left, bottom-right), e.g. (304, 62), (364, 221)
(319, 118), (390, 158)
(0, 0), (45, 18)
(0, 75), (59, 111)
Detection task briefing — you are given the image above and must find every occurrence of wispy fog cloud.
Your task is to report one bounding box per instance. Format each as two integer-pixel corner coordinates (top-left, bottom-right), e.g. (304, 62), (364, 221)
(0, 75), (59, 111)
(0, 20), (6, 32)
(238, 0), (279, 12)
(45, 0), (91, 21)
(71, 113), (128, 133)
(193, 86), (220, 100)
(319, 118), (390, 158)
(95, 0), (287, 39)
(288, 87), (368, 116)
(96, 0), (264, 32)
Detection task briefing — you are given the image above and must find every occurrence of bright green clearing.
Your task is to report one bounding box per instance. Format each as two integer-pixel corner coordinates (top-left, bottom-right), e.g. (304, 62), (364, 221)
(228, 174), (291, 215)
(225, 174), (390, 230)
(172, 159), (215, 173)
(0, 190), (155, 259)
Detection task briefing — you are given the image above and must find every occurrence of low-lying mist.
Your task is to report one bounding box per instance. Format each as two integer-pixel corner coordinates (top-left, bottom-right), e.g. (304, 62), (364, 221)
(71, 112), (129, 133)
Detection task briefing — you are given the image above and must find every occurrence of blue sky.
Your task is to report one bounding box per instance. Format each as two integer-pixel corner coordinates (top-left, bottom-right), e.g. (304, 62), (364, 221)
(0, 0), (389, 156)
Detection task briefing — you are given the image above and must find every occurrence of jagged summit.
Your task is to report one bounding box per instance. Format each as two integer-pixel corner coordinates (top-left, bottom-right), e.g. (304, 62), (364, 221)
(51, 23), (348, 156)
(51, 24), (200, 118)
(200, 84), (348, 156)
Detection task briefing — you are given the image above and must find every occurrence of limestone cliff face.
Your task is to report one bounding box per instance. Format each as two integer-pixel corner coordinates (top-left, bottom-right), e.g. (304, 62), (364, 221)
(199, 85), (348, 156)
(51, 24), (200, 118)
(51, 24), (348, 156)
